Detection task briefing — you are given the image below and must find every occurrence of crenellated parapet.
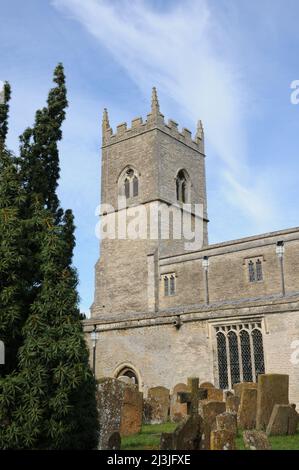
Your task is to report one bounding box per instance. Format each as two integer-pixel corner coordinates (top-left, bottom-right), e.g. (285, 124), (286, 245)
(101, 88), (204, 153)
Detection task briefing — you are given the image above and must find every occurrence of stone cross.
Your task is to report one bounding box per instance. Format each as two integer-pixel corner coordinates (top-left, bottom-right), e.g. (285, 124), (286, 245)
(178, 377), (202, 417)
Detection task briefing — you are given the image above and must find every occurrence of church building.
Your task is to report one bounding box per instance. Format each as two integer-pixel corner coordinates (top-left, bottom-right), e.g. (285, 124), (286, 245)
(84, 89), (299, 405)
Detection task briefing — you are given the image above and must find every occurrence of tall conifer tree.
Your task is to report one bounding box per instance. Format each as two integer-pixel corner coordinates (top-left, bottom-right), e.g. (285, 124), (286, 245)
(0, 66), (98, 449)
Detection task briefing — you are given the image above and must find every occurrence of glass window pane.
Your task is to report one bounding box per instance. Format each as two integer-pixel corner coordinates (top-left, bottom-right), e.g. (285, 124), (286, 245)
(240, 330), (253, 381)
(164, 277), (169, 296)
(228, 331), (240, 386)
(217, 332), (228, 389)
(256, 259), (263, 281)
(252, 329), (265, 380)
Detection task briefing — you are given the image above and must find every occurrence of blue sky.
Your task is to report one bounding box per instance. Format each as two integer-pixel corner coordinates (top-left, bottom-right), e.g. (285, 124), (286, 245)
(1, 0), (299, 314)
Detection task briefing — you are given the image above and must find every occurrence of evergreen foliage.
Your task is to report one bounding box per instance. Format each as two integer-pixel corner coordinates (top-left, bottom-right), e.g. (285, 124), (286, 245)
(0, 66), (98, 449)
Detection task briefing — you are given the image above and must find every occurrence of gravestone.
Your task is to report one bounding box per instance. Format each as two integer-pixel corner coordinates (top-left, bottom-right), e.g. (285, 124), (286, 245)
(161, 378), (204, 450)
(146, 386), (170, 424)
(210, 429), (236, 450)
(97, 378), (143, 448)
(226, 395), (240, 414)
(266, 404), (299, 436)
(238, 388), (257, 430)
(200, 381), (215, 389)
(170, 383), (188, 422)
(216, 412), (237, 436)
(243, 430), (271, 450)
(256, 374), (289, 431)
(120, 385), (143, 436)
(199, 381), (223, 401)
(160, 415), (203, 450)
(107, 432), (121, 450)
(198, 400), (226, 449)
(233, 382), (257, 398)
(207, 388), (224, 401)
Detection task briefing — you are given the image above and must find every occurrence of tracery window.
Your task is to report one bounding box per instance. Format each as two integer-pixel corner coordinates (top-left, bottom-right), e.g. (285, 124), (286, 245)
(163, 273), (176, 296)
(247, 258), (264, 283)
(120, 167), (139, 199)
(216, 322), (265, 389)
(176, 169), (190, 203)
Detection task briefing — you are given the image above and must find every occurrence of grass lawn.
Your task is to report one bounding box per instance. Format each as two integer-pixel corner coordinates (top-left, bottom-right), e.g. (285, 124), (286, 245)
(122, 423), (299, 450)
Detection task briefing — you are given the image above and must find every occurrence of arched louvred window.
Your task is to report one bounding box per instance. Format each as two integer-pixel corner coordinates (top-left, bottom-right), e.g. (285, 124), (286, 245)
(217, 332), (228, 389)
(124, 178), (130, 198)
(228, 330), (240, 386)
(176, 169), (189, 203)
(170, 275), (175, 295)
(256, 259), (263, 281)
(248, 260), (256, 282)
(252, 329), (265, 380)
(240, 330), (253, 381)
(164, 276), (169, 297)
(120, 167), (139, 199)
(133, 175), (138, 197)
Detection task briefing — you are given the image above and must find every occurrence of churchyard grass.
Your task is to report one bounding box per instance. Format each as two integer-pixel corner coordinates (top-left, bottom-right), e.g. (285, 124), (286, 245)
(121, 423), (177, 450)
(122, 423), (299, 450)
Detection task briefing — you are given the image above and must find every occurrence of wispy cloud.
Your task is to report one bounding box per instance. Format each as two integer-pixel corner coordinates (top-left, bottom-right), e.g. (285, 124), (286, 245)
(52, 0), (277, 230)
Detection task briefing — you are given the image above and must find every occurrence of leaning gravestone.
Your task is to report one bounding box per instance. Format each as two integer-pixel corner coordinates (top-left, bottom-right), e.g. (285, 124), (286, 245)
(243, 430), (271, 450)
(146, 386), (170, 424)
(256, 374), (289, 431)
(266, 404), (299, 436)
(97, 378), (143, 449)
(238, 388), (257, 430)
(170, 383), (188, 422)
(160, 415), (203, 450)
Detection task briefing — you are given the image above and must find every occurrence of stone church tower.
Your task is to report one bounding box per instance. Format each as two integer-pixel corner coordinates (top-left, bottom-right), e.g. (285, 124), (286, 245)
(86, 89), (299, 406)
(91, 89), (208, 317)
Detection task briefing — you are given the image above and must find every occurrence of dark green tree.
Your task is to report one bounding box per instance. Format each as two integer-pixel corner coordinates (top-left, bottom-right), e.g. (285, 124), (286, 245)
(0, 83), (27, 375)
(0, 66), (98, 448)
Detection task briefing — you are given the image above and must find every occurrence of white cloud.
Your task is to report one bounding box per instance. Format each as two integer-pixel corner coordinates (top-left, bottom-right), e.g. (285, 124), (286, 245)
(53, 0), (277, 231)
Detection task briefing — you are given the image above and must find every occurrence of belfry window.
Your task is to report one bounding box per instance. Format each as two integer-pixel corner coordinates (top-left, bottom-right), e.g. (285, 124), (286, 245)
(216, 322), (265, 389)
(120, 167), (139, 199)
(163, 274), (176, 296)
(176, 169), (189, 203)
(247, 258), (264, 283)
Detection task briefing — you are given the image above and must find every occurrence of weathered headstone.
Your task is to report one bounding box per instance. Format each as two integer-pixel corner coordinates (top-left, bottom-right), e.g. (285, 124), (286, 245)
(210, 429), (236, 450)
(146, 386), (170, 424)
(266, 404), (299, 436)
(170, 383), (188, 422)
(178, 377), (200, 416)
(216, 412), (237, 436)
(200, 381), (215, 389)
(238, 388), (257, 430)
(256, 374), (289, 431)
(288, 404), (299, 435)
(199, 400), (226, 449)
(120, 385), (143, 436)
(160, 415), (203, 450)
(107, 432), (121, 450)
(233, 382), (257, 398)
(243, 430), (271, 450)
(226, 395), (240, 414)
(207, 388), (224, 401)
(97, 378), (143, 448)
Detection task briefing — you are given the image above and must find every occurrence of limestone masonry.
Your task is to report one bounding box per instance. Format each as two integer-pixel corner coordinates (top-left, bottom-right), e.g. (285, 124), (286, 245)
(84, 89), (299, 405)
